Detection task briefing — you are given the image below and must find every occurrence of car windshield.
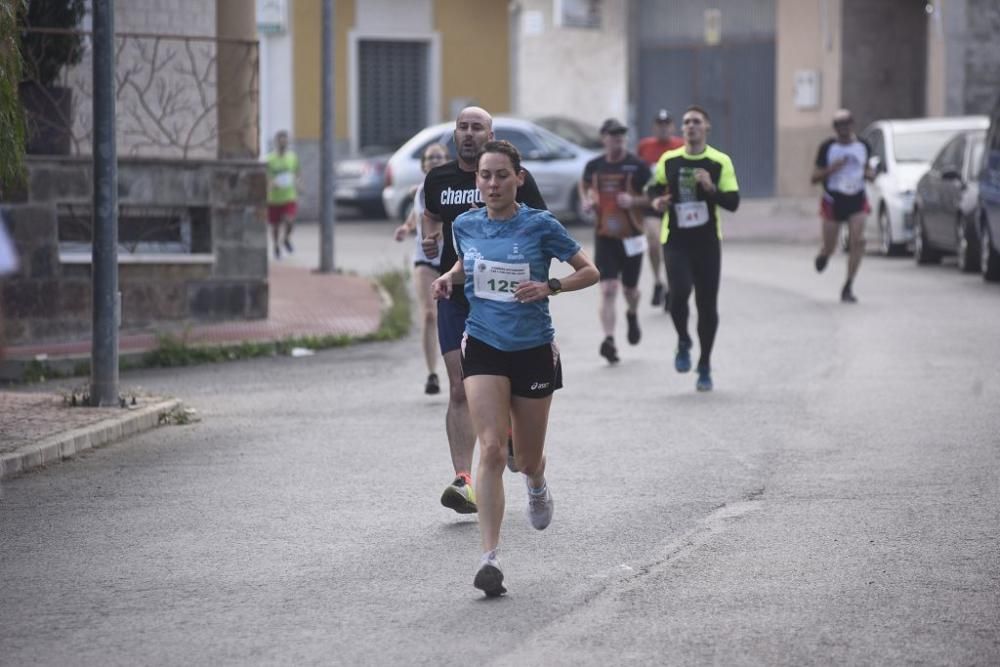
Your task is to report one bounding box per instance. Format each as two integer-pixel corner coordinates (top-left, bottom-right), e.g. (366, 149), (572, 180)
(893, 129), (967, 163)
(534, 117), (603, 150)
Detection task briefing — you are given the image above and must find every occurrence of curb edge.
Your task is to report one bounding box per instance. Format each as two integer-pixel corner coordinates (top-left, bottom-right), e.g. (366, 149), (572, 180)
(0, 398), (182, 481)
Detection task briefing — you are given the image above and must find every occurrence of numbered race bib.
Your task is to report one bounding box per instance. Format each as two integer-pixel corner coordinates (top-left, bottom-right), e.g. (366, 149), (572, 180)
(473, 259), (530, 302)
(273, 172), (294, 189)
(622, 234), (648, 258)
(676, 201), (709, 228)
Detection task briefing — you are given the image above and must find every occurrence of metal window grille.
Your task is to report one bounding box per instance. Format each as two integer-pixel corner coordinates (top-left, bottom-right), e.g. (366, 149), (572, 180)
(555, 0), (602, 29)
(359, 40), (428, 151)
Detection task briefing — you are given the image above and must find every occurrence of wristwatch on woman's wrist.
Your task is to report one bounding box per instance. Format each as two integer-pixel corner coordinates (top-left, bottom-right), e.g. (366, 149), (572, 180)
(547, 278), (562, 295)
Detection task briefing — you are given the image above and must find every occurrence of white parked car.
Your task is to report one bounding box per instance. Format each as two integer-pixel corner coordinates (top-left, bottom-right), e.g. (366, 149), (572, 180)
(381, 117), (599, 223)
(860, 116), (989, 255)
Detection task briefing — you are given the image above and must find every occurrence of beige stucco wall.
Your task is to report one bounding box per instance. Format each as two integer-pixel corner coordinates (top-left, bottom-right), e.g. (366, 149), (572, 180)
(775, 0), (842, 196)
(514, 0), (628, 126)
(435, 0), (510, 118)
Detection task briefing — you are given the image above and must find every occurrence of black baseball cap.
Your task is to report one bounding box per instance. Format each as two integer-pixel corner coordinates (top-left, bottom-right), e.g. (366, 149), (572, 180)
(599, 118), (628, 135)
(655, 109), (672, 123)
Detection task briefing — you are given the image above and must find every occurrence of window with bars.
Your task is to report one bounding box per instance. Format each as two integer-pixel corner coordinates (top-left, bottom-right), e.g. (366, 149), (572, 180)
(554, 0), (601, 29)
(359, 40), (429, 151)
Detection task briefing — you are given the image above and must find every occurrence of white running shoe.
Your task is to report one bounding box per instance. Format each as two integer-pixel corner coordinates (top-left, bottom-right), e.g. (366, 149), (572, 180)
(526, 478), (554, 530)
(473, 550), (506, 597)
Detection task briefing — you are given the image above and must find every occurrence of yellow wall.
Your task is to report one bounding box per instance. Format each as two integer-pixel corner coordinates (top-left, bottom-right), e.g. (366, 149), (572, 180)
(775, 0), (843, 196)
(433, 0), (510, 117)
(292, 0), (354, 140)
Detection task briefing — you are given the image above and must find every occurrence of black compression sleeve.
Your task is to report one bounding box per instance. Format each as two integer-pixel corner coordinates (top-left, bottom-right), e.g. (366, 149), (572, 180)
(708, 190), (740, 212)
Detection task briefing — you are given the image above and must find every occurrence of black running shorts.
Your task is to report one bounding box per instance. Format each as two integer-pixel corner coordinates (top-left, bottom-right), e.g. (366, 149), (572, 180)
(460, 335), (562, 399)
(820, 191), (869, 222)
(594, 235), (642, 287)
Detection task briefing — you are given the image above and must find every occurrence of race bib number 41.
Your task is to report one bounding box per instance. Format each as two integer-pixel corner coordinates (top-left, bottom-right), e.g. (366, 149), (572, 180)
(676, 201), (709, 228)
(473, 259), (530, 302)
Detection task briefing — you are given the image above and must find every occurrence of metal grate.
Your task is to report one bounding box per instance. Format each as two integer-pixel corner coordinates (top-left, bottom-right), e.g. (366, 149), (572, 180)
(636, 0), (776, 197)
(359, 40), (428, 151)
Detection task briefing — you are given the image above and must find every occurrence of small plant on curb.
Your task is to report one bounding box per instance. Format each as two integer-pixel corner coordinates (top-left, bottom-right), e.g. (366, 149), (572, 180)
(362, 270), (411, 342)
(159, 405), (199, 425)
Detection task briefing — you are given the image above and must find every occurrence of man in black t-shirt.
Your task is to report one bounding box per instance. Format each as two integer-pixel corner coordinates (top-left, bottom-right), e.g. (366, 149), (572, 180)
(580, 118), (652, 364)
(421, 106), (546, 515)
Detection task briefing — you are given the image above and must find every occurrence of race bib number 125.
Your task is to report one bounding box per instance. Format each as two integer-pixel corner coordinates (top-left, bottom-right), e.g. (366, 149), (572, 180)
(473, 259), (531, 302)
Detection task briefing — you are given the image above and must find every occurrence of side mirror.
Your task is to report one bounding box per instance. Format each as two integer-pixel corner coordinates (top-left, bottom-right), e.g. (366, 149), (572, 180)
(941, 168), (962, 181)
(868, 156), (884, 174)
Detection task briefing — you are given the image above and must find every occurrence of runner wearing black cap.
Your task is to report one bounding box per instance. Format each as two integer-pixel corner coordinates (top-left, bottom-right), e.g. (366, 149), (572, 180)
(580, 118), (652, 364)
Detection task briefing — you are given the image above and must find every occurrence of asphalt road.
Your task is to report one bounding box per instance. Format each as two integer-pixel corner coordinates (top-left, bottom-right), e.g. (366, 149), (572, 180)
(2, 220), (998, 666)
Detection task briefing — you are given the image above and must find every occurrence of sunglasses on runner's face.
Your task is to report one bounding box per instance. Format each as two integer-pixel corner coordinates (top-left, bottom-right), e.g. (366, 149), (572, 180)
(682, 117), (704, 125)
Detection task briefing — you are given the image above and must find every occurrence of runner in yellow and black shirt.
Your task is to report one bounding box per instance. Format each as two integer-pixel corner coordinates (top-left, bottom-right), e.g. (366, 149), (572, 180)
(646, 105), (739, 392)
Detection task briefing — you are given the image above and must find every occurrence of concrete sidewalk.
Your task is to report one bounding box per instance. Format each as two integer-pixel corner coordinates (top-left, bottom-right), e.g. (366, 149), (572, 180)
(0, 262), (385, 480)
(722, 196), (819, 244)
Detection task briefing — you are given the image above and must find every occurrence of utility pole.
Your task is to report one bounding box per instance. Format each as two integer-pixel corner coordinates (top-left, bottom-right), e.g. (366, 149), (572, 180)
(318, 0), (336, 272)
(90, 0), (119, 406)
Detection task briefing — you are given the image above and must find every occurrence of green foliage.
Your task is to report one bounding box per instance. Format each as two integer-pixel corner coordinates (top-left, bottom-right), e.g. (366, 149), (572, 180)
(18, 0), (86, 86)
(0, 0), (26, 192)
(140, 270), (411, 370)
(361, 270), (411, 342)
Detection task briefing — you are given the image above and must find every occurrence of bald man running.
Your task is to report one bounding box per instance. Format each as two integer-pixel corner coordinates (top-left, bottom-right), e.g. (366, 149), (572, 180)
(421, 107), (547, 513)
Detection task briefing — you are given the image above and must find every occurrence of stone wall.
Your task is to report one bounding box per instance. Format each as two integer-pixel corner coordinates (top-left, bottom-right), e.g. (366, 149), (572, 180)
(1, 156), (267, 346)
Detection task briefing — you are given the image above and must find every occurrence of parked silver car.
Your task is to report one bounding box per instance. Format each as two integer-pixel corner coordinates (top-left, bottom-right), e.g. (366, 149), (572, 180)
(860, 116), (988, 255)
(381, 117), (599, 222)
(912, 129), (985, 270)
(335, 150), (391, 218)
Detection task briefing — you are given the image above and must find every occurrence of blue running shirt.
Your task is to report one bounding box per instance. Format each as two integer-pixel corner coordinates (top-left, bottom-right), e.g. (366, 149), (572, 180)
(452, 206), (581, 351)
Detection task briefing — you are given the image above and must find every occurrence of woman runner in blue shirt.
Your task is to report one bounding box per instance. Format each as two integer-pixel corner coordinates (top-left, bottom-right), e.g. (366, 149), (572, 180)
(432, 140), (599, 597)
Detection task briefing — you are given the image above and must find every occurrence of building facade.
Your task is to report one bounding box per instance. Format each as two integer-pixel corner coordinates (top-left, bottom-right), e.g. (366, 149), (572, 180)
(509, 0), (1000, 197)
(260, 0), (513, 219)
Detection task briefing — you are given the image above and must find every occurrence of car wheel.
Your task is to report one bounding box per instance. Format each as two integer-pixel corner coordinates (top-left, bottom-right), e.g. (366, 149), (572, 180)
(956, 215), (980, 273)
(913, 210), (940, 265)
(981, 221), (1000, 282)
(879, 208), (906, 257)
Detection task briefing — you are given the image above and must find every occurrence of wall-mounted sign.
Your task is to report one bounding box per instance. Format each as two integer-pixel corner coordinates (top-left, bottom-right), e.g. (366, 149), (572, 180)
(794, 69), (821, 109)
(704, 8), (721, 45)
(523, 10), (545, 36)
(554, 0), (601, 30)
(257, 0), (288, 35)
